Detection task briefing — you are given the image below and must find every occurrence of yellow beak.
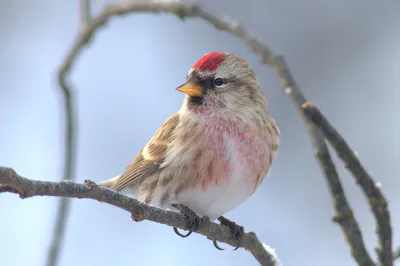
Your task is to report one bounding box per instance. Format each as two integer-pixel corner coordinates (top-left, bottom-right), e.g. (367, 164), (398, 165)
(176, 82), (203, 97)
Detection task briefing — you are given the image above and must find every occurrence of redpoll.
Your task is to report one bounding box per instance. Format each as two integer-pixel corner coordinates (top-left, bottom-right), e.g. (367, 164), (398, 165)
(100, 52), (280, 249)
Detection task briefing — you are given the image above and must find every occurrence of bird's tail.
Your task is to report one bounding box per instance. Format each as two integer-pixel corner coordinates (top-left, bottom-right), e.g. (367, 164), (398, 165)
(98, 175), (120, 189)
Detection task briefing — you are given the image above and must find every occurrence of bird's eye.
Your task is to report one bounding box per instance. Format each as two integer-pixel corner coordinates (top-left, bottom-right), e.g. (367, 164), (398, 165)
(214, 78), (224, 86)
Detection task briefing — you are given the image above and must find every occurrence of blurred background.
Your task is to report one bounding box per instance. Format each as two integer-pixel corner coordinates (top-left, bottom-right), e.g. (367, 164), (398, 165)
(1, 0), (399, 265)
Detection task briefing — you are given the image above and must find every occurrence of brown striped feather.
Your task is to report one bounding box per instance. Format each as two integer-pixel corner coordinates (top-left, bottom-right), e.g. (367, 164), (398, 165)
(109, 113), (180, 191)
(254, 116), (280, 189)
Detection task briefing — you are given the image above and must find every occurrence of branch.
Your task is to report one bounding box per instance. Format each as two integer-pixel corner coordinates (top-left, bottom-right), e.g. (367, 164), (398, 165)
(302, 102), (393, 265)
(266, 43), (376, 266)
(46, 1), (92, 265)
(0, 166), (279, 266)
(394, 247), (400, 261)
(305, 127), (375, 266)
(0, 184), (19, 194)
(80, 0), (91, 25)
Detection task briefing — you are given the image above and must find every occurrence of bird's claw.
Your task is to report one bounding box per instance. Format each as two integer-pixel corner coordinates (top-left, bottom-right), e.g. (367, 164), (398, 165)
(230, 223), (244, 251)
(214, 216), (245, 251)
(213, 240), (225, 250)
(172, 204), (201, 238)
(173, 227), (192, 237)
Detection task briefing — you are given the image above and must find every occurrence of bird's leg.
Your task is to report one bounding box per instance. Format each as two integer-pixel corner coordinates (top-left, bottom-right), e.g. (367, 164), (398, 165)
(171, 204), (201, 238)
(213, 216), (245, 251)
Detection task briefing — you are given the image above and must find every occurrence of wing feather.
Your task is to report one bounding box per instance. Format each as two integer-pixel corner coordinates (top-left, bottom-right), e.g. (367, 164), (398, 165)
(109, 113), (180, 191)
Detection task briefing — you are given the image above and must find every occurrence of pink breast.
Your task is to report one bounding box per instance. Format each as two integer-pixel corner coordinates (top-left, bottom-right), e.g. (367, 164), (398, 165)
(201, 119), (267, 189)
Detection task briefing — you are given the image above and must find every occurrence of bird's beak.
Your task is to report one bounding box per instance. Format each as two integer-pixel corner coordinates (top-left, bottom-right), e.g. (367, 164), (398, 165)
(176, 82), (203, 97)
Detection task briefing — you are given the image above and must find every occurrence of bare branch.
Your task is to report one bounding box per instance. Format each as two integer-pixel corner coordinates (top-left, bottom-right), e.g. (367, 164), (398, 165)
(309, 132), (375, 266)
(80, 0), (91, 25)
(302, 102), (393, 266)
(0, 166), (279, 266)
(267, 59), (375, 266)
(45, 1), (92, 265)
(394, 247), (400, 261)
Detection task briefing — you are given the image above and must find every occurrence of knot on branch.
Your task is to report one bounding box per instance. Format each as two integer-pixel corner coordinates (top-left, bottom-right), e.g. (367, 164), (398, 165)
(0, 166), (17, 180)
(332, 209), (354, 225)
(84, 179), (99, 190)
(175, 3), (196, 21)
(301, 101), (315, 112)
(131, 212), (145, 222)
(0, 167), (29, 198)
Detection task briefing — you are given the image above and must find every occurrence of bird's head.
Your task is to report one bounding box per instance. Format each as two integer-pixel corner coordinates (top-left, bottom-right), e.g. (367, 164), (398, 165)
(177, 52), (268, 121)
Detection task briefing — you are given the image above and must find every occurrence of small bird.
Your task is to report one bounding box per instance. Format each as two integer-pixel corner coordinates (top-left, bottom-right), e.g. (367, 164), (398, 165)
(99, 52), (279, 249)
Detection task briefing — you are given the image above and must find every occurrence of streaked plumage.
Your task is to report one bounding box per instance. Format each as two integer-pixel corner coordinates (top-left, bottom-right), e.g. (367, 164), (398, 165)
(99, 52), (279, 221)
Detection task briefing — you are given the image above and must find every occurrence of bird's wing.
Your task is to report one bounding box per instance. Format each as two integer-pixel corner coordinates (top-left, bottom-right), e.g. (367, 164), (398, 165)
(108, 113), (180, 191)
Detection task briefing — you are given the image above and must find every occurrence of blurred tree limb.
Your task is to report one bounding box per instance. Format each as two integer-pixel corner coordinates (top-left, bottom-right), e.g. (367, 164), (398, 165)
(394, 247), (400, 261)
(46, 1), (92, 266)
(80, 0), (91, 25)
(0, 167), (279, 266)
(302, 102), (393, 266)
(3, 1), (394, 266)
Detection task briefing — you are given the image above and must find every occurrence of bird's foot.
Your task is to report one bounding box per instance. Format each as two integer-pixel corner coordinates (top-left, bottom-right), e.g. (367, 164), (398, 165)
(171, 204), (201, 238)
(213, 216), (245, 251)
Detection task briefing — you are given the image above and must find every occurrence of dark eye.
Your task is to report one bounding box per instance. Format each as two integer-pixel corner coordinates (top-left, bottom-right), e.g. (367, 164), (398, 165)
(214, 78), (224, 86)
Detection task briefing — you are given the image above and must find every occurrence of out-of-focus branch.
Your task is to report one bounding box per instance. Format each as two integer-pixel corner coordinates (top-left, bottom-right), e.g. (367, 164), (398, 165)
(394, 247), (400, 261)
(80, 0), (91, 25)
(265, 50), (376, 266)
(0, 166), (279, 266)
(303, 127), (375, 266)
(46, 1), (92, 266)
(302, 102), (393, 265)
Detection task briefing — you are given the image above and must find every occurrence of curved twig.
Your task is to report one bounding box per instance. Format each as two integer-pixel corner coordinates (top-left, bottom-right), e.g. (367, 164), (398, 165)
(0, 166), (278, 266)
(394, 247), (400, 261)
(302, 102), (393, 265)
(46, 1), (92, 266)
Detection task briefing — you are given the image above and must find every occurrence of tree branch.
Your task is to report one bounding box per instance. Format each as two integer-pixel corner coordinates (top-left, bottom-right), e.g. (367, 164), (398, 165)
(46, 1), (92, 265)
(80, 0), (91, 25)
(0, 166), (279, 266)
(306, 128), (375, 266)
(302, 102), (393, 265)
(0, 184), (19, 194)
(394, 247), (400, 261)
(268, 55), (376, 266)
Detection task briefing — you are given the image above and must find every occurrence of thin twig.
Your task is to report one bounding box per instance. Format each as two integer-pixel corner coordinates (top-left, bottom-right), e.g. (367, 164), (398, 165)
(0, 166), (279, 266)
(80, 0), (91, 25)
(271, 59), (375, 266)
(308, 128), (375, 266)
(302, 102), (393, 265)
(46, 2), (92, 266)
(51, 1), (384, 265)
(394, 247), (400, 261)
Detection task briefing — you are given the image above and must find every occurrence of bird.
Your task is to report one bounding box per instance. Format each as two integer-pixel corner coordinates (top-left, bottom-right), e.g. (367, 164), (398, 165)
(99, 51), (280, 250)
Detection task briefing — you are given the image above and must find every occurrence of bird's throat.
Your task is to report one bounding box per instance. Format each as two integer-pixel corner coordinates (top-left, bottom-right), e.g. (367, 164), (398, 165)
(188, 96), (204, 105)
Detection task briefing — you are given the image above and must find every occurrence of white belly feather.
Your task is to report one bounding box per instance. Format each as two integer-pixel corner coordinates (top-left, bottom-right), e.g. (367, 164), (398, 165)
(175, 135), (256, 221)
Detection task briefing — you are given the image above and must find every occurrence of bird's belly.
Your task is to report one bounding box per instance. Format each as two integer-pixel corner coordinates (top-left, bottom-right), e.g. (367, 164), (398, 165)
(175, 133), (265, 221)
(177, 165), (255, 221)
